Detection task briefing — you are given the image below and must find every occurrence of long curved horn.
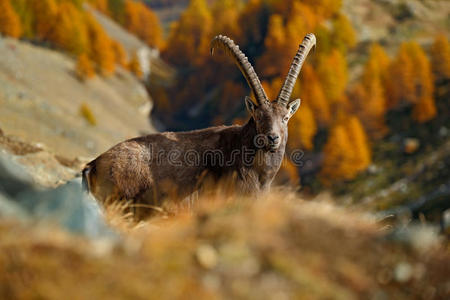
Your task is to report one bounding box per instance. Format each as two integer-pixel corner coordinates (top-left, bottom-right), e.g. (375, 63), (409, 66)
(211, 35), (269, 105)
(277, 33), (316, 106)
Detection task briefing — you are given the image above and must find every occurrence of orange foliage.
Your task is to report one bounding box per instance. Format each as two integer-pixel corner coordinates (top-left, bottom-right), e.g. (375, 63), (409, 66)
(319, 124), (354, 185)
(86, 14), (116, 75)
(318, 50), (348, 105)
(112, 40), (128, 67)
(128, 52), (143, 78)
(211, 0), (242, 37)
(90, 0), (109, 15)
(0, 0), (22, 38)
(288, 102), (317, 151)
(51, 2), (89, 55)
(331, 14), (357, 53)
(124, 0), (163, 49)
(430, 34), (450, 81)
(280, 157), (300, 186)
(30, 0), (58, 40)
(76, 54), (95, 80)
(346, 116), (371, 172)
(320, 116), (371, 184)
(403, 42), (436, 123)
(353, 44), (390, 139)
(164, 0), (212, 67)
(257, 14), (287, 78)
(300, 65), (331, 127)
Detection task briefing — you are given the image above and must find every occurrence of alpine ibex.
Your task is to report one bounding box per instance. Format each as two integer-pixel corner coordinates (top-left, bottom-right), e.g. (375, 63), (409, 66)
(83, 33), (316, 217)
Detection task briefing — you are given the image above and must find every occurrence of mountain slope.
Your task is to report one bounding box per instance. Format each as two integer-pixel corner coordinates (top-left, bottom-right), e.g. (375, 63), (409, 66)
(0, 37), (154, 159)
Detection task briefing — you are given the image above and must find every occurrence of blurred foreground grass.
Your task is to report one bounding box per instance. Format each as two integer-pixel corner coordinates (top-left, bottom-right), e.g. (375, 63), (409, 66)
(1, 191), (449, 300)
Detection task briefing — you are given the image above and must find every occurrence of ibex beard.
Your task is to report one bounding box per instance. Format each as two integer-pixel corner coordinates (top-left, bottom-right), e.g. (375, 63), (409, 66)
(83, 33), (316, 220)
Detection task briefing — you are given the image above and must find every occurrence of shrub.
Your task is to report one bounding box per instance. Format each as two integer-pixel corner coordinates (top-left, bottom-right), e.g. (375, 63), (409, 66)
(79, 103), (97, 126)
(76, 54), (95, 80)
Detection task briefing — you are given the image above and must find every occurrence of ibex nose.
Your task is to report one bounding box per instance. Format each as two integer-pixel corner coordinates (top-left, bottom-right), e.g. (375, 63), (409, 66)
(267, 133), (280, 144)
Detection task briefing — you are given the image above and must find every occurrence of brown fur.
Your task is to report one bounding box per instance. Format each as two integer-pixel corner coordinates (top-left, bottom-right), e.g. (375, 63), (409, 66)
(83, 33), (315, 219)
(83, 102), (299, 218)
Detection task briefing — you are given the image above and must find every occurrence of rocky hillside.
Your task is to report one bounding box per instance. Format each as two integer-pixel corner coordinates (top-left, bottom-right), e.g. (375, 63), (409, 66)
(0, 37), (154, 160)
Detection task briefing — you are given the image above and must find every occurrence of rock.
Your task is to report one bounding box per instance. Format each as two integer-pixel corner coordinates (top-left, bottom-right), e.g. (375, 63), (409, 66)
(0, 193), (28, 220)
(0, 152), (115, 238)
(16, 178), (115, 239)
(404, 138), (420, 154)
(0, 150), (35, 197)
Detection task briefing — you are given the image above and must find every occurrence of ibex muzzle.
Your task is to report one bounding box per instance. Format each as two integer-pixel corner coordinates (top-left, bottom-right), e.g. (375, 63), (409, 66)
(83, 34), (316, 219)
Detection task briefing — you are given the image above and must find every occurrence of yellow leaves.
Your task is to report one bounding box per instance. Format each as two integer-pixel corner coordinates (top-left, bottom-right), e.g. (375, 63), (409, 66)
(86, 14), (116, 76)
(387, 42), (436, 123)
(128, 52), (143, 79)
(211, 0), (243, 37)
(300, 65), (331, 127)
(112, 41), (128, 68)
(124, 0), (163, 49)
(164, 0), (212, 67)
(346, 116), (371, 172)
(288, 102), (317, 151)
(430, 34), (450, 81)
(52, 1), (89, 55)
(30, 0), (58, 40)
(76, 54), (95, 81)
(353, 44), (389, 139)
(0, 0), (22, 38)
(320, 116), (371, 185)
(331, 14), (357, 53)
(318, 50), (348, 104)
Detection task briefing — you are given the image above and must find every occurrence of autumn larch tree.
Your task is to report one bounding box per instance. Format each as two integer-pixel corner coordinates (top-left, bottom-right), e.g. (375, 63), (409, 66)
(354, 43), (389, 139)
(320, 115), (371, 185)
(10, 0), (33, 38)
(319, 124), (354, 185)
(112, 40), (128, 67)
(386, 43), (415, 108)
(0, 0), (22, 38)
(124, 0), (163, 49)
(30, 0), (58, 40)
(318, 49), (349, 111)
(345, 116), (371, 172)
(331, 13), (357, 53)
(128, 51), (142, 78)
(407, 42), (436, 123)
(211, 0), (243, 37)
(300, 64), (331, 127)
(288, 102), (317, 151)
(163, 0), (212, 67)
(76, 53), (95, 81)
(86, 14), (116, 75)
(51, 2), (89, 55)
(430, 34), (450, 82)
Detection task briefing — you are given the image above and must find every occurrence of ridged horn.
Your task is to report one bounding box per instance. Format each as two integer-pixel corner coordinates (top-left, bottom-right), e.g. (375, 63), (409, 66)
(276, 33), (316, 106)
(211, 35), (268, 105)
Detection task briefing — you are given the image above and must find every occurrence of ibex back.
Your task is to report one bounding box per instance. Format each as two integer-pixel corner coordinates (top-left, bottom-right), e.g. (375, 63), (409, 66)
(83, 34), (316, 218)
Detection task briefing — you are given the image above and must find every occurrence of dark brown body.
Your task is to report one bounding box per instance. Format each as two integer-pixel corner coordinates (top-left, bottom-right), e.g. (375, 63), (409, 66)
(83, 117), (286, 214)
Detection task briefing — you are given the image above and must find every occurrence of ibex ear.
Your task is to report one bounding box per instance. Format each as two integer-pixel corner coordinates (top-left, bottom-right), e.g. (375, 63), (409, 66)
(245, 96), (257, 114)
(287, 99), (301, 117)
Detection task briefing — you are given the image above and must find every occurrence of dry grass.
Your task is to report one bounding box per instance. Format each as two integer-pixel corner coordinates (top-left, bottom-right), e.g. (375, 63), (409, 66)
(1, 190), (449, 299)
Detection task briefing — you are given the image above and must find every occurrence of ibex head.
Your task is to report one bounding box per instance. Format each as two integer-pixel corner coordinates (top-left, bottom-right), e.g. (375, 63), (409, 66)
(211, 34), (316, 152)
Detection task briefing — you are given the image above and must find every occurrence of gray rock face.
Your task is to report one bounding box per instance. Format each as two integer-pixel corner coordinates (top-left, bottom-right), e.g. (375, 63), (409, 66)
(0, 152), (115, 238)
(0, 152), (34, 197)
